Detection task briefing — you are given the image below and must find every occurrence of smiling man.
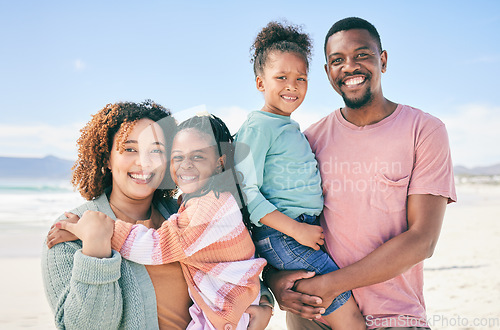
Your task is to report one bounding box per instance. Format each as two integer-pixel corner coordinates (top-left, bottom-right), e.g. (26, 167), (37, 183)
(266, 17), (457, 329)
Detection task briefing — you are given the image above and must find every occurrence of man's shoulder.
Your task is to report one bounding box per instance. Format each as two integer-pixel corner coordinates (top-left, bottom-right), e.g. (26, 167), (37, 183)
(304, 110), (338, 139)
(399, 104), (445, 128)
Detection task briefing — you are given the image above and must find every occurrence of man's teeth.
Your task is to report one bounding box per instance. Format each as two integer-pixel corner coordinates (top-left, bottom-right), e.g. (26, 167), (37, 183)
(344, 77), (365, 86)
(130, 173), (152, 180)
(180, 175), (196, 181)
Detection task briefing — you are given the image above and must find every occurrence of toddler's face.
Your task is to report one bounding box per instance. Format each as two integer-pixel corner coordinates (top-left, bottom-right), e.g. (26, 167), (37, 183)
(170, 128), (222, 194)
(257, 51), (308, 116)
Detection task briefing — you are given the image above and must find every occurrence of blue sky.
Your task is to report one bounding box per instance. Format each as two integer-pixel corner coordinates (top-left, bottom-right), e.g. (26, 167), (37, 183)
(1, 0), (499, 167)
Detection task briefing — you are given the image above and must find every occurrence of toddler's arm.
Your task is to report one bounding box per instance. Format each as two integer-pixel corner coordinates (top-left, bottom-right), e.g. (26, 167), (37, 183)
(260, 210), (324, 250)
(111, 216), (189, 265)
(111, 196), (246, 265)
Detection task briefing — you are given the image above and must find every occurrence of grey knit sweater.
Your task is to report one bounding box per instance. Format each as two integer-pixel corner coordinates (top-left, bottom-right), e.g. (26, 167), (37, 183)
(41, 192), (178, 329)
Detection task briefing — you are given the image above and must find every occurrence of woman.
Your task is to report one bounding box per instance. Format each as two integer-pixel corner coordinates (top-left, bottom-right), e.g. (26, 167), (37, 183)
(42, 100), (273, 329)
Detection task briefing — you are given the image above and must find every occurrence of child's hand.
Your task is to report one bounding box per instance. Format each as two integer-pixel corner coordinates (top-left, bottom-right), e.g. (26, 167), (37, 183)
(55, 210), (115, 258)
(46, 212), (80, 248)
(293, 223), (325, 251)
(246, 301), (273, 330)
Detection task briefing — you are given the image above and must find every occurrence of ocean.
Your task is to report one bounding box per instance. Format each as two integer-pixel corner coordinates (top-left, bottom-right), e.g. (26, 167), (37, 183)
(0, 178), (85, 232)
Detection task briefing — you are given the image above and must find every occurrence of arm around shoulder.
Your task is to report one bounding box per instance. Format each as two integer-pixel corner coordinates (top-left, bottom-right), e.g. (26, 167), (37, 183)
(42, 233), (124, 329)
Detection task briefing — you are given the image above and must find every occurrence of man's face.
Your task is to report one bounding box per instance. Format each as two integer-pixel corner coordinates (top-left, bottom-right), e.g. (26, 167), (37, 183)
(324, 29), (387, 109)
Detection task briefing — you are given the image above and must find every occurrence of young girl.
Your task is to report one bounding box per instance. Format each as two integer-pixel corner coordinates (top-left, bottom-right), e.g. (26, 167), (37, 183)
(108, 114), (267, 330)
(234, 21), (366, 329)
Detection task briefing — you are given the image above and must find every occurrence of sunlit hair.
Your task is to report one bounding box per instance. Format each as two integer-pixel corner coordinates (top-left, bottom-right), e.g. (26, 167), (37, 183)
(72, 100), (176, 200)
(324, 17), (383, 59)
(251, 20), (312, 77)
(176, 114), (252, 229)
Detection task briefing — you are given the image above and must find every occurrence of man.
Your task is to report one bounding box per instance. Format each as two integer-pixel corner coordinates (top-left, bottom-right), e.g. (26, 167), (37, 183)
(266, 17), (456, 329)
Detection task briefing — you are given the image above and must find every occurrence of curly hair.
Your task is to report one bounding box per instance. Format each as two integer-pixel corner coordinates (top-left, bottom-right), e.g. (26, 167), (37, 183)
(251, 20), (313, 77)
(71, 100), (176, 200)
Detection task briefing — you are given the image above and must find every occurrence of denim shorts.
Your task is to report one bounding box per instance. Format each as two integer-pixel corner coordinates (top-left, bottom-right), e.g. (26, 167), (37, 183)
(252, 214), (351, 315)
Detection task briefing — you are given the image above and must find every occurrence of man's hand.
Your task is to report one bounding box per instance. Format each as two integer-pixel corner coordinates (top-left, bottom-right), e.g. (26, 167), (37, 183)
(294, 272), (339, 311)
(266, 269), (325, 320)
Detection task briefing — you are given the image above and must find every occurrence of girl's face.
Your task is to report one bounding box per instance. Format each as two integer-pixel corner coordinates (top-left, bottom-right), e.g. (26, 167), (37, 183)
(256, 51), (308, 116)
(108, 118), (167, 201)
(170, 128), (224, 195)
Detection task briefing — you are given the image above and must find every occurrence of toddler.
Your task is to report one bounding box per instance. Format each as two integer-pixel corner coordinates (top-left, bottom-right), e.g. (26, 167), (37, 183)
(234, 21), (365, 329)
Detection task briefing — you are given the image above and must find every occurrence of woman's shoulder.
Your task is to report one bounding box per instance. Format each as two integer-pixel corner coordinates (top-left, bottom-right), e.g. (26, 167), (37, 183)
(72, 199), (100, 214)
(54, 193), (111, 222)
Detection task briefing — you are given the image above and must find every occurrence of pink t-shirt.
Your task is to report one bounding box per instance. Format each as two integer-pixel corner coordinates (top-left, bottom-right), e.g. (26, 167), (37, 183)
(305, 104), (456, 328)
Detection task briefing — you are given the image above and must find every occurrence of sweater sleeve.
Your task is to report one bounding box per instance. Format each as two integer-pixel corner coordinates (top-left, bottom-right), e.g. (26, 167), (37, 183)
(111, 193), (245, 266)
(234, 125), (277, 225)
(110, 217), (188, 265)
(41, 239), (124, 330)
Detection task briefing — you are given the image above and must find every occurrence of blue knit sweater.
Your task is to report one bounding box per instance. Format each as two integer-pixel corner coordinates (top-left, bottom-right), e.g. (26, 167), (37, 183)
(41, 192), (178, 329)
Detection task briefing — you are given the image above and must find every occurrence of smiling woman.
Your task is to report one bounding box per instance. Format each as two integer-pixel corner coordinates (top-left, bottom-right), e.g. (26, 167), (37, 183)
(107, 118), (168, 204)
(70, 100), (176, 201)
(41, 100), (200, 329)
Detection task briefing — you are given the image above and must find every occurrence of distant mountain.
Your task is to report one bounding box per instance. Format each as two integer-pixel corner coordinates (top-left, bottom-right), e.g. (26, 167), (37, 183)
(0, 155), (498, 179)
(454, 163), (500, 176)
(0, 155), (74, 179)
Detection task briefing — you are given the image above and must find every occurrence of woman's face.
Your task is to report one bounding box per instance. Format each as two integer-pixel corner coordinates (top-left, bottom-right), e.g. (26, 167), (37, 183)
(170, 128), (222, 195)
(108, 118), (167, 201)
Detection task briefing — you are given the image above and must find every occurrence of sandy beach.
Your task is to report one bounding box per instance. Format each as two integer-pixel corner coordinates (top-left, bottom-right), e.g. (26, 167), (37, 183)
(0, 183), (499, 329)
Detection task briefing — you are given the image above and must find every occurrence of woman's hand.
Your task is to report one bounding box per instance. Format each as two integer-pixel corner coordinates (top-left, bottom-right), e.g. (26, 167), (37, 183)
(56, 210), (114, 258)
(47, 212), (80, 248)
(266, 268), (325, 320)
(246, 296), (273, 330)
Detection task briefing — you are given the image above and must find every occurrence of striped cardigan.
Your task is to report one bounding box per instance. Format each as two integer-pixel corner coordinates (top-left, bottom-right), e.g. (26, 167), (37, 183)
(111, 191), (267, 328)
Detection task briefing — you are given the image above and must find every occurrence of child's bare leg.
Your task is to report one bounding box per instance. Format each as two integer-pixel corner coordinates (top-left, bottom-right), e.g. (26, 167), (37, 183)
(322, 296), (366, 330)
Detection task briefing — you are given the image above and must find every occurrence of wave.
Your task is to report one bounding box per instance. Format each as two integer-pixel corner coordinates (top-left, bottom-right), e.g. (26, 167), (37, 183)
(0, 186), (84, 228)
(0, 179), (74, 194)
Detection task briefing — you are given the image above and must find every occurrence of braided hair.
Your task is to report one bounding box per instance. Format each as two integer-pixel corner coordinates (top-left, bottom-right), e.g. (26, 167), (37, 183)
(176, 114), (252, 229)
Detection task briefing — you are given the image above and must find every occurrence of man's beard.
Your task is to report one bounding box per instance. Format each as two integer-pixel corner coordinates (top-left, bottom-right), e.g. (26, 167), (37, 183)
(336, 71), (373, 109)
(341, 87), (373, 109)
